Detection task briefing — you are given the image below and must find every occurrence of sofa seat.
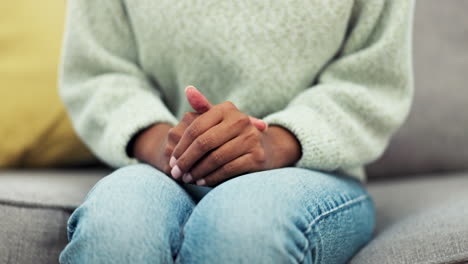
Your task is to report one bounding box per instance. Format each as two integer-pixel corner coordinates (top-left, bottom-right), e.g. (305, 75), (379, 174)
(352, 172), (468, 264)
(0, 169), (467, 264)
(0, 169), (106, 264)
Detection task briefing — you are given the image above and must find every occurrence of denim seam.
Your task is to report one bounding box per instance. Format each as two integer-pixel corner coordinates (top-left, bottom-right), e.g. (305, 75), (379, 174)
(298, 194), (370, 264)
(174, 207), (195, 258)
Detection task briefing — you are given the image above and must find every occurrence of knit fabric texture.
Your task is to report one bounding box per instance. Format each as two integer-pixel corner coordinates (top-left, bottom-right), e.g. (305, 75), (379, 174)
(60, 0), (415, 182)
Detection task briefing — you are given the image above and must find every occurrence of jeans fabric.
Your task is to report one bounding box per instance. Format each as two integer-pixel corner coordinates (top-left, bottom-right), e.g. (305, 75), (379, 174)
(59, 164), (375, 264)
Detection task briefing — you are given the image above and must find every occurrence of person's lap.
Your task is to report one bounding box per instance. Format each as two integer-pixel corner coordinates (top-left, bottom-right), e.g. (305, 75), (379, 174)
(59, 163), (375, 264)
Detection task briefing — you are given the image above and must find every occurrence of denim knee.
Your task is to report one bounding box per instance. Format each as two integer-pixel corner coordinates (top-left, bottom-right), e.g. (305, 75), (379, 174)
(60, 164), (195, 264)
(176, 168), (375, 264)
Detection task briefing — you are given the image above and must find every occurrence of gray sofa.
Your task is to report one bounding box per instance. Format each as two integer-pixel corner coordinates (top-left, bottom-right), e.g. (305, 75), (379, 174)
(1, 1), (467, 263)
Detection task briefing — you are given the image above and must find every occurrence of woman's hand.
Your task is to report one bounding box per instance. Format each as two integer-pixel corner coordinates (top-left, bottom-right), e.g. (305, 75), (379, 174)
(170, 100), (302, 187)
(132, 85), (268, 178)
(132, 112), (200, 176)
(184, 86), (268, 132)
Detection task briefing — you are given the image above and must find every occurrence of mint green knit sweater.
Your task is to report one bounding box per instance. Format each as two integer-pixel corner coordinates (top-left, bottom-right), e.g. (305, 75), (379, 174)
(60, 0), (415, 182)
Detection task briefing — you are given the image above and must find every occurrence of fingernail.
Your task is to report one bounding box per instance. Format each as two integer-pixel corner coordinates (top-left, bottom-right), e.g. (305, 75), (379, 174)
(171, 165), (182, 179)
(196, 179), (206, 186)
(182, 173), (192, 183)
(185, 85), (196, 92)
(169, 156), (177, 168)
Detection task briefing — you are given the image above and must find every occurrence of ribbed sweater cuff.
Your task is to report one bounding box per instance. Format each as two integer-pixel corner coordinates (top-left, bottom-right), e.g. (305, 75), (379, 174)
(262, 105), (366, 182)
(263, 105), (339, 168)
(98, 94), (178, 168)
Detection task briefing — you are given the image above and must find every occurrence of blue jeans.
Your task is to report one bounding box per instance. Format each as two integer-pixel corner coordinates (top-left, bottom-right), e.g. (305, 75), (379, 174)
(59, 164), (375, 264)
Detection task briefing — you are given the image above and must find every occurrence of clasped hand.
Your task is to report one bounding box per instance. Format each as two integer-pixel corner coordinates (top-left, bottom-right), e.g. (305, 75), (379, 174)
(133, 86), (301, 187)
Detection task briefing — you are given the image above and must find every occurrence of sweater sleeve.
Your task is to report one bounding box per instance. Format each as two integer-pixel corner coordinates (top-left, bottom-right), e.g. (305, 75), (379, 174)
(262, 0), (415, 176)
(59, 0), (178, 168)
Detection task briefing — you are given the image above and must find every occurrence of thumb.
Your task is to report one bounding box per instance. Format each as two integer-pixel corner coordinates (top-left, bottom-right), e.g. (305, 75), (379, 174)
(185, 85), (212, 114)
(184, 85), (268, 131)
(249, 116), (268, 131)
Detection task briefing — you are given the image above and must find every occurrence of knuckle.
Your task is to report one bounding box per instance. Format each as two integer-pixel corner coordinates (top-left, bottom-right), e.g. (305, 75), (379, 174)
(222, 101), (234, 108)
(252, 149), (266, 164)
(221, 101), (237, 111)
(163, 145), (173, 157)
(244, 129), (260, 143)
(211, 151), (224, 165)
(229, 114), (250, 130)
(239, 114), (251, 126)
(222, 162), (235, 175)
(167, 128), (181, 143)
(183, 112), (197, 124)
(195, 136), (212, 152)
(182, 111), (192, 121)
(211, 104), (224, 114)
(186, 123), (201, 140)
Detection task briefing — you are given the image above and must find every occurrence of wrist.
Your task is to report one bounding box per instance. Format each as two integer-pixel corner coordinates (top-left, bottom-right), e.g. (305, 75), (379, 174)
(132, 123), (173, 163)
(264, 125), (302, 168)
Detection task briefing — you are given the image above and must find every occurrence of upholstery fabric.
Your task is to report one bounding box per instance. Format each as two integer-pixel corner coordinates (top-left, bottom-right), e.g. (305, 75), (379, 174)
(0, 204), (69, 264)
(0, 170), (106, 209)
(0, 1), (95, 168)
(351, 171), (468, 264)
(1, 170), (468, 264)
(366, 0), (468, 178)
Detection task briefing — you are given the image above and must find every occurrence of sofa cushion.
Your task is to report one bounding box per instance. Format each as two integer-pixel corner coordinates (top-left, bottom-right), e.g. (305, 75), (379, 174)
(0, 170), (107, 264)
(366, 0), (468, 178)
(1, 170), (467, 263)
(0, 1), (96, 168)
(0, 170), (107, 209)
(0, 203), (70, 264)
(351, 171), (468, 264)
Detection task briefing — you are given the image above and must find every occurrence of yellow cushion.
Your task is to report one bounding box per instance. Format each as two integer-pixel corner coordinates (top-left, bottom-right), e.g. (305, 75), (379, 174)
(0, 1), (96, 167)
